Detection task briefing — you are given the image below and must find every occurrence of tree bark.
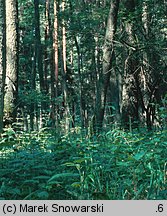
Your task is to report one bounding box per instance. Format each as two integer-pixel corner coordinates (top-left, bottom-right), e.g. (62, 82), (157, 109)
(4, 0), (19, 126)
(61, 0), (70, 133)
(95, 0), (120, 131)
(34, 0), (45, 128)
(0, 0), (6, 133)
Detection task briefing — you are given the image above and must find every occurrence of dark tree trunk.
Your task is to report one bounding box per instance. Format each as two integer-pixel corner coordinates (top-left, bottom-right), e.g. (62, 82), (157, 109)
(0, 0), (6, 133)
(34, 0), (45, 128)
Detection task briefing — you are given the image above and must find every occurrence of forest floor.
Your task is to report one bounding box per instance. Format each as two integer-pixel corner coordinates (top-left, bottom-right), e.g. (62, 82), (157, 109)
(0, 127), (167, 200)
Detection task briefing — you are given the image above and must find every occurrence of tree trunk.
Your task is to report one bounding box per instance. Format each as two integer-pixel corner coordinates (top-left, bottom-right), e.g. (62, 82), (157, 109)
(44, 0), (51, 96)
(61, 0), (70, 133)
(30, 48), (36, 131)
(121, 0), (142, 130)
(74, 36), (85, 128)
(50, 0), (59, 128)
(34, 0), (45, 129)
(0, 0), (6, 133)
(95, 0), (120, 131)
(4, 0), (19, 127)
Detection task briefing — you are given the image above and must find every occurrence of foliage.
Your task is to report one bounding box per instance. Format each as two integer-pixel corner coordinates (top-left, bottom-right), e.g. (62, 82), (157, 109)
(0, 0), (167, 201)
(0, 128), (166, 200)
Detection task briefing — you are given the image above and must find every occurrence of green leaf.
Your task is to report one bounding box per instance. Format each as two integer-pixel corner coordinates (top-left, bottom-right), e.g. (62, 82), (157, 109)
(47, 181), (61, 186)
(133, 151), (146, 161)
(23, 180), (39, 184)
(48, 173), (79, 182)
(33, 176), (50, 180)
(71, 182), (81, 188)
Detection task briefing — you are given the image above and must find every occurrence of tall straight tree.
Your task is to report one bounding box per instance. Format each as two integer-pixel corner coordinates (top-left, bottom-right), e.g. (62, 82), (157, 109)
(95, 0), (120, 131)
(34, 0), (45, 128)
(50, 0), (59, 127)
(0, 0), (6, 133)
(44, 0), (51, 95)
(61, 0), (70, 132)
(54, 0), (59, 84)
(4, 0), (18, 126)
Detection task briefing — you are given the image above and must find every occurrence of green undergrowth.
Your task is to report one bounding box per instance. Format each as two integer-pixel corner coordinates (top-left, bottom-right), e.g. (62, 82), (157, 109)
(0, 127), (166, 200)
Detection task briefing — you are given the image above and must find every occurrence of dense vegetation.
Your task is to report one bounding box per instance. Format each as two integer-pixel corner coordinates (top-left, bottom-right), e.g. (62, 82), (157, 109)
(0, 127), (167, 200)
(0, 0), (167, 200)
